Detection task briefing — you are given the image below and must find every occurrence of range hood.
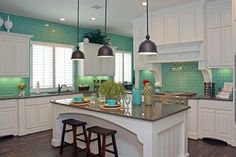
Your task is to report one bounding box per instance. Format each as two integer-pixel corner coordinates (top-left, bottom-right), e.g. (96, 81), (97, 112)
(146, 40), (205, 64)
(138, 40), (212, 88)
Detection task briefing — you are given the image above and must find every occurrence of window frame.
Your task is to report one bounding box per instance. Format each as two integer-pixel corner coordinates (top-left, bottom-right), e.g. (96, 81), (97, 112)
(30, 41), (75, 93)
(115, 50), (132, 83)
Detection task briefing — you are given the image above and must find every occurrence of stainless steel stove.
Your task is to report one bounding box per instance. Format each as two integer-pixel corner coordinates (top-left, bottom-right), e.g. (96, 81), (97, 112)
(154, 92), (196, 105)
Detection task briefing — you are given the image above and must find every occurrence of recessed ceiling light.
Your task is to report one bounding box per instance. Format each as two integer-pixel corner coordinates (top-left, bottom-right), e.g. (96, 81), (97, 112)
(142, 1), (147, 6)
(44, 24), (49, 27)
(60, 18), (66, 21)
(52, 29), (56, 33)
(90, 17), (96, 21)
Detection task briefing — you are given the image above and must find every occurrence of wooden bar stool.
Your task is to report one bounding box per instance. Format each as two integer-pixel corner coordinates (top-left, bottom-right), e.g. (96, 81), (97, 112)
(60, 119), (87, 154)
(85, 126), (118, 157)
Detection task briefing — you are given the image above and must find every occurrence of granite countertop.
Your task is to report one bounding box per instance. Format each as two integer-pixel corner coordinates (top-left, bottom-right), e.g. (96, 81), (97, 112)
(51, 99), (190, 122)
(0, 90), (97, 100)
(189, 95), (233, 101)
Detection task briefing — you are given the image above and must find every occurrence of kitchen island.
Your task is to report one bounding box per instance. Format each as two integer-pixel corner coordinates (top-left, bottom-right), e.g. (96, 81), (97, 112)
(51, 99), (190, 157)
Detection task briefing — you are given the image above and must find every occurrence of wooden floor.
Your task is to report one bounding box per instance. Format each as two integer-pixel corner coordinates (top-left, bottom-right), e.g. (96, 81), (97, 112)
(1, 130), (236, 157)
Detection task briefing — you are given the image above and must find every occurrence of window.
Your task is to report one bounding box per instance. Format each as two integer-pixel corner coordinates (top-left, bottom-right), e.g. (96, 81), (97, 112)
(32, 42), (73, 90)
(115, 51), (132, 83)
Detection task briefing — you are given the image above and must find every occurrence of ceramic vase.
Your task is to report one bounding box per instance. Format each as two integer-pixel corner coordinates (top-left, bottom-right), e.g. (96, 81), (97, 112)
(0, 16), (3, 28)
(19, 90), (25, 97)
(143, 82), (153, 106)
(4, 15), (13, 32)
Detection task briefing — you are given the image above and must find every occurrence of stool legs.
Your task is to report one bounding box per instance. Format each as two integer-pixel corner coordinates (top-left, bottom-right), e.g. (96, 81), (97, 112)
(85, 131), (92, 157)
(72, 126), (77, 152)
(112, 134), (118, 157)
(60, 123), (66, 154)
(97, 134), (102, 156)
(101, 135), (106, 157)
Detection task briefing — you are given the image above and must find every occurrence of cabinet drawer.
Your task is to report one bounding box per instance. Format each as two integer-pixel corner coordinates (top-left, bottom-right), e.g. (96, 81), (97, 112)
(0, 100), (17, 108)
(198, 100), (232, 110)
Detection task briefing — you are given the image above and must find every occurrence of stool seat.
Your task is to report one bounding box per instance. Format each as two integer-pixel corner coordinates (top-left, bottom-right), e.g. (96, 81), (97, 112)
(62, 118), (87, 126)
(87, 126), (116, 136)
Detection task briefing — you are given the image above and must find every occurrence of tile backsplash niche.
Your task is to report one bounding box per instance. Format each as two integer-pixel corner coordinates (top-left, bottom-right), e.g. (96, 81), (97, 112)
(0, 77), (30, 96)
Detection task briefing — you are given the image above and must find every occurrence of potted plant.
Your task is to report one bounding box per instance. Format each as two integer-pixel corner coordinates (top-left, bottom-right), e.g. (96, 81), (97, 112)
(17, 82), (27, 97)
(83, 30), (109, 44)
(99, 80), (125, 105)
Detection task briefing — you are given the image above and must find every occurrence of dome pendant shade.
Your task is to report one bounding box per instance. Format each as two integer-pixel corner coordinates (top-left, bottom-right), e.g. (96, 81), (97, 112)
(138, 38), (158, 55)
(71, 47), (85, 60)
(97, 44), (113, 57)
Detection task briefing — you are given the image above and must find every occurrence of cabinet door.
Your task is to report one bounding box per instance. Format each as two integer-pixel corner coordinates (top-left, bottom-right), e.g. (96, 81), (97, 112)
(0, 38), (14, 76)
(151, 15), (165, 45)
(14, 40), (29, 76)
(199, 109), (215, 135)
(207, 28), (221, 67)
(26, 105), (39, 129)
(165, 14), (179, 43)
(188, 100), (198, 139)
(100, 57), (115, 76)
(221, 4), (232, 27)
(0, 107), (17, 136)
(39, 104), (51, 127)
(179, 10), (196, 42)
(83, 44), (100, 75)
(234, 0), (236, 22)
(221, 27), (233, 66)
(207, 6), (221, 28)
(215, 110), (231, 138)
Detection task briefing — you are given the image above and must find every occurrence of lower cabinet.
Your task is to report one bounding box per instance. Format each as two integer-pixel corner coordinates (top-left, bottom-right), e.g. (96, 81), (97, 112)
(18, 97), (54, 136)
(0, 100), (18, 136)
(18, 94), (83, 136)
(198, 100), (232, 144)
(187, 99), (198, 139)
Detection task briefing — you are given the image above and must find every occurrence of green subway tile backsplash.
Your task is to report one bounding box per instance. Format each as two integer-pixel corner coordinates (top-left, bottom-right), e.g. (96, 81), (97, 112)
(212, 68), (233, 92)
(0, 77), (30, 96)
(161, 62), (204, 95)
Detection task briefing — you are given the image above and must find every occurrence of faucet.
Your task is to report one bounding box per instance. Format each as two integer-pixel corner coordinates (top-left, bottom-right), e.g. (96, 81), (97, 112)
(58, 84), (67, 93)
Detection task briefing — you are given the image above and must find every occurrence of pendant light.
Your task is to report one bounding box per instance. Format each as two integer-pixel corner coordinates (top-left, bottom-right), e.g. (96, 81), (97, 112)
(97, 0), (114, 57)
(71, 0), (85, 60)
(138, 0), (158, 55)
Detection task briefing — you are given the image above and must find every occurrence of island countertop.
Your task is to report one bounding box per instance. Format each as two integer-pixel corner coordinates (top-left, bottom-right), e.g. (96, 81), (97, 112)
(51, 99), (190, 122)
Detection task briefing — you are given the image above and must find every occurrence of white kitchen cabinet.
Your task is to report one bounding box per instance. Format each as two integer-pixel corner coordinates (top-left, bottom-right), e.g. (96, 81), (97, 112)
(151, 15), (165, 45)
(199, 108), (215, 136)
(232, 0), (236, 53)
(207, 0), (233, 68)
(179, 9), (196, 42)
(0, 100), (18, 136)
(187, 99), (198, 139)
(198, 100), (233, 144)
(0, 32), (32, 76)
(165, 14), (179, 43)
(78, 43), (116, 76)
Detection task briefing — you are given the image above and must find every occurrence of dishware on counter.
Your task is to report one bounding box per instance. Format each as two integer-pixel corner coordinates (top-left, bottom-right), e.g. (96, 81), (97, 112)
(78, 84), (90, 91)
(106, 99), (117, 106)
(4, 15), (13, 32)
(73, 96), (84, 102)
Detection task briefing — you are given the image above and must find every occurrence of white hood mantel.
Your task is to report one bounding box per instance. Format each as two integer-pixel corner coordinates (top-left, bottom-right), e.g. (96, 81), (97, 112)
(146, 40), (205, 64)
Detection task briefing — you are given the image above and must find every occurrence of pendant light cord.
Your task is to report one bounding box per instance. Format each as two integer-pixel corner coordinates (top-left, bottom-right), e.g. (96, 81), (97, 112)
(146, 0), (150, 40)
(77, 0), (80, 49)
(104, 0), (108, 44)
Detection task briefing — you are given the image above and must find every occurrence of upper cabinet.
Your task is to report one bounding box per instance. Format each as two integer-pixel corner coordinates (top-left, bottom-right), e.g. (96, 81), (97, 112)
(232, 0), (236, 53)
(78, 43), (115, 76)
(150, 1), (204, 45)
(0, 32), (32, 76)
(207, 0), (233, 68)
